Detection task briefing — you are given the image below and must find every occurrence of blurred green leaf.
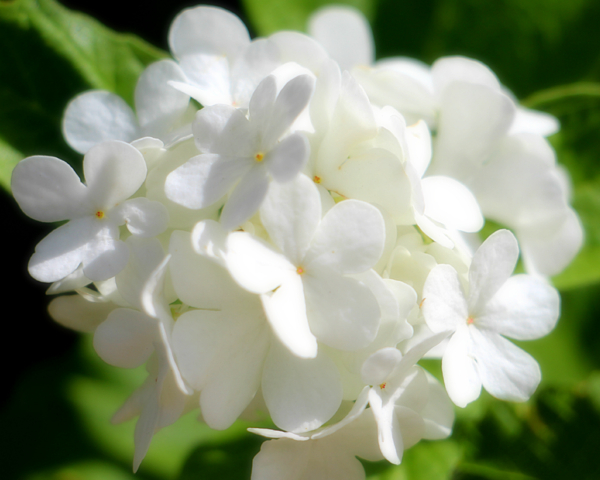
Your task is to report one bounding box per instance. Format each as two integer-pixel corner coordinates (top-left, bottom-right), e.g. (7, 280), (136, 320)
(241, 0), (378, 36)
(0, 0), (166, 191)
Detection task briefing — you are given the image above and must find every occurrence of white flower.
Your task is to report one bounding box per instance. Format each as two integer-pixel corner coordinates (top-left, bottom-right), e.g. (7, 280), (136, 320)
(11, 140), (169, 282)
(223, 174), (385, 358)
(361, 333), (454, 464)
(422, 229), (560, 407)
(165, 73), (314, 229)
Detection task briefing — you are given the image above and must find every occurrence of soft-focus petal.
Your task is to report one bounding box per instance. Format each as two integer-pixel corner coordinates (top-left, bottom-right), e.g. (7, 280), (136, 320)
(262, 341), (342, 433)
(93, 308), (157, 368)
(113, 197), (169, 237)
(308, 6), (374, 71)
(48, 294), (116, 332)
(62, 90), (140, 154)
(168, 5), (249, 60)
(361, 347), (402, 386)
(12, 155), (89, 222)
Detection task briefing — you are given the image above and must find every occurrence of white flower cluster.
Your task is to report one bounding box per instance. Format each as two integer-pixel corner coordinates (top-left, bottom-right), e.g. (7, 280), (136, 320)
(11, 5), (580, 479)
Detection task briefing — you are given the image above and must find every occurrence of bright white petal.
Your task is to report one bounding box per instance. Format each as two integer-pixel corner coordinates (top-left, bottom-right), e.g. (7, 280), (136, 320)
(361, 347), (402, 386)
(62, 90), (140, 154)
(471, 328), (541, 402)
(304, 200), (385, 275)
(262, 341), (342, 433)
(478, 274), (559, 340)
(422, 264), (468, 333)
(113, 198), (169, 237)
(135, 60), (190, 137)
(510, 107), (560, 137)
(432, 56), (500, 95)
(442, 325), (482, 407)
(165, 154), (251, 210)
(11, 155), (89, 222)
(262, 74), (315, 149)
(468, 229), (519, 315)
(168, 5), (249, 60)
(304, 270), (380, 351)
(421, 373), (454, 439)
(261, 273), (317, 359)
(308, 6), (374, 71)
(422, 176), (483, 232)
(260, 173), (321, 265)
(83, 141), (147, 209)
(225, 231), (296, 293)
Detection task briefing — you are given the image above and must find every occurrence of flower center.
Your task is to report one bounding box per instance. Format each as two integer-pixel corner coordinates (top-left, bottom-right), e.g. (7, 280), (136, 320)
(379, 382), (387, 389)
(296, 266), (304, 275)
(467, 316), (475, 325)
(95, 210), (105, 219)
(255, 152), (265, 162)
(313, 175), (321, 184)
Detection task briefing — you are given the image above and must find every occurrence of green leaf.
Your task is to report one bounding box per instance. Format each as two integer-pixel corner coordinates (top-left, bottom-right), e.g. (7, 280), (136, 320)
(0, 0), (166, 191)
(241, 0), (379, 36)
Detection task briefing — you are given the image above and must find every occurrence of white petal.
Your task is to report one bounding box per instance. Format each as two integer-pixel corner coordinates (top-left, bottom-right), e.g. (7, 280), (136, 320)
(248, 74), (277, 134)
(11, 155), (89, 222)
(510, 107), (560, 137)
(170, 230), (252, 308)
(422, 264), (468, 333)
(269, 31), (330, 75)
(262, 74), (315, 149)
(93, 308), (157, 368)
(83, 140), (147, 209)
(135, 60), (190, 137)
(193, 104), (256, 156)
(468, 229), (519, 315)
(471, 328), (541, 402)
(304, 270), (380, 351)
(262, 341), (342, 433)
(48, 294), (116, 332)
(422, 176), (483, 232)
(261, 273), (317, 359)
(62, 90), (140, 154)
(165, 154), (251, 209)
(172, 308), (269, 429)
(168, 6), (249, 60)
(266, 133), (309, 183)
(113, 198), (169, 237)
(304, 200), (385, 275)
(225, 231), (296, 293)
(432, 56), (500, 95)
(478, 274), (559, 340)
(232, 39), (281, 108)
(220, 165), (270, 230)
(260, 173), (321, 265)
(406, 120), (432, 178)
(421, 373), (454, 439)
(308, 6), (374, 71)
(361, 348), (402, 386)
(394, 405), (425, 450)
(442, 325), (482, 407)
(368, 388), (403, 464)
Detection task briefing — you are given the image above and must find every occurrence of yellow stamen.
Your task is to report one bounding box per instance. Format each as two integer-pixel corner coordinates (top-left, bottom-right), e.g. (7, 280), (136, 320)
(313, 175), (321, 184)
(296, 266), (304, 275)
(467, 316), (475, 325)
(255, 152), (264, 162)
(419, 298), (426, 308)
(95, 211), (105, 219)
(379, 382), (387, 389)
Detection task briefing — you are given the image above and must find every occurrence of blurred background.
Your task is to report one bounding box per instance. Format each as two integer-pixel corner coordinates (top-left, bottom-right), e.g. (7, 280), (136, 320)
(3, 0), (600, 478)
